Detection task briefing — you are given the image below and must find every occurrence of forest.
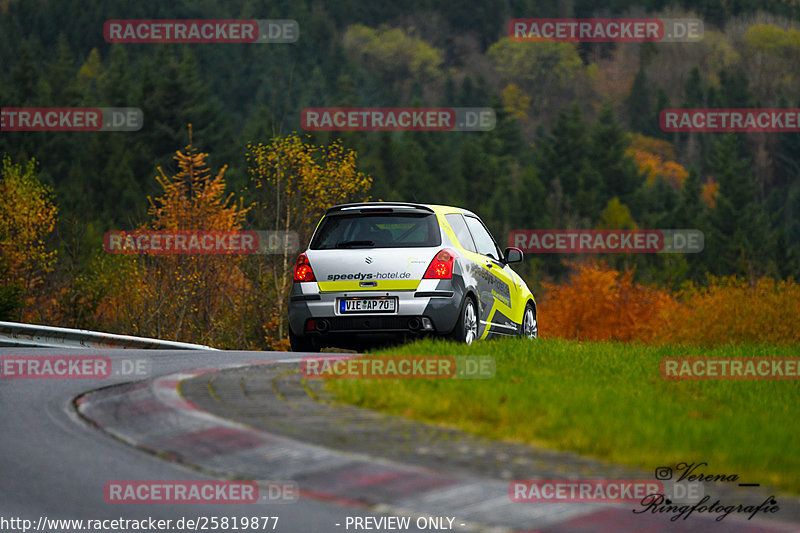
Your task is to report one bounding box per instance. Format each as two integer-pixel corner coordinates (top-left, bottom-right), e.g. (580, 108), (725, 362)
(2, 0), (800, 347)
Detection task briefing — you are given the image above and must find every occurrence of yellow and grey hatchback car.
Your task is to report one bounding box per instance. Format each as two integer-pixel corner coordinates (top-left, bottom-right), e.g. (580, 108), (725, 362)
(288, 202), (537, 351)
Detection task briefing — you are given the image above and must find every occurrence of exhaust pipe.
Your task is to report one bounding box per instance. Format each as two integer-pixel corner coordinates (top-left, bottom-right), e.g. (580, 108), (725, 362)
(316, 319), (330, 333)
(407, 317), (421, 331)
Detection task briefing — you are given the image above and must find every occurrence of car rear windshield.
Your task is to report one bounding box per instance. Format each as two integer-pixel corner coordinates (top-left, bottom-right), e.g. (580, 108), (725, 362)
(310, 213), (441, 249)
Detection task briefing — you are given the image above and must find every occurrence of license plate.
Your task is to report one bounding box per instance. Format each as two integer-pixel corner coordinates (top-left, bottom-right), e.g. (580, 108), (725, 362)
(340, 297), (396, 313)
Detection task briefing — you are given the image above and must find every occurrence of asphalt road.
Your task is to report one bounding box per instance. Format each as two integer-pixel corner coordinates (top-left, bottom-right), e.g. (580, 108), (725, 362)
(0, 348), (432, 533)
(2, 347), (798, 533)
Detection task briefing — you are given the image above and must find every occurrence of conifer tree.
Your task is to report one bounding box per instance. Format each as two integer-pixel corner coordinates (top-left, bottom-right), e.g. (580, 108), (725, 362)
(706, 135), (770, 275)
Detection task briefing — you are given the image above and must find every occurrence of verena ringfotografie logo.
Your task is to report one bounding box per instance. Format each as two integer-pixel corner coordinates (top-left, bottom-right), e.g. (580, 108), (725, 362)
(1, 108), (142, 132)
(638, 462), (778, 522)
(301, 355), (495, 379)
(1, 355), (149, 379)
(661, 357), (800, 380)
(301, 108), (495, 131)
(510, 18), (703, 42)
(103, 230), (299, 255)
(103, 480), (298, 504)
(510, 480), (664, 503)
(661, 108), (800, 132)
(104, 19), (298, 43)
(509, 230), (704, 253)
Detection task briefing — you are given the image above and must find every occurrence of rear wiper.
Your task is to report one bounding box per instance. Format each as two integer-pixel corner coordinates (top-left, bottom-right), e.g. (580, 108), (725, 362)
(335, 240), (375, 248)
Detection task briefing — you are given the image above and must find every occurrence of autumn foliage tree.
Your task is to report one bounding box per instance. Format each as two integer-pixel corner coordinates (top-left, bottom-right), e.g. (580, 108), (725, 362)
(94, 127), (252, 347)
(541, 261), (800, 346)
(626, 134), (689, 190)
(540, 260), (676, 342)
(246, 134), (372, 345)
(0, 156), (57, 320)
(341, 24), (444, 99)
(660, 276), (800, 346)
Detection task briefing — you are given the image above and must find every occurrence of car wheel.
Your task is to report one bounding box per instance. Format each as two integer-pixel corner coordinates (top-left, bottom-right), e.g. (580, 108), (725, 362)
(451, 296), (478, 344)
(522, 303), (537, 339)
(289, 329), (320, 352)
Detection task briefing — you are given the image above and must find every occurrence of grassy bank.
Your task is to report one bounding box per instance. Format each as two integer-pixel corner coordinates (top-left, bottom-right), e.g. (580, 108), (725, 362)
(324, 338), (799, 493)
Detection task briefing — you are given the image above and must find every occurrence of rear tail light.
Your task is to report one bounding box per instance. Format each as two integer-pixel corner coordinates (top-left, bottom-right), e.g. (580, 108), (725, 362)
(293, 254), (316, 282)
(423, 249), (456, 279)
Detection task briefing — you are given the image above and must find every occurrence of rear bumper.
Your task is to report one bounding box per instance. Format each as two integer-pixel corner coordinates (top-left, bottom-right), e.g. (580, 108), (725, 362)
(288, 278), (464, 340)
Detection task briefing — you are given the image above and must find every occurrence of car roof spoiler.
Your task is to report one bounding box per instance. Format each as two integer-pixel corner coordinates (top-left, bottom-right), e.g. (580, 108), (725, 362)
(324, 202), (435, 215)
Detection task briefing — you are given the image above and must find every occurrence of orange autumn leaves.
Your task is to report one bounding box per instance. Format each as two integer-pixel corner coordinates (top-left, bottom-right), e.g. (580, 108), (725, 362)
(19, 131), (373, 349)
(540, 261), (800, 346)
(626, 134), (720, 208)
(93, 134), (252, 346)
(540, 262), (675, 343)
(659, 276), (800, 346)
(626, 135), (688, 190)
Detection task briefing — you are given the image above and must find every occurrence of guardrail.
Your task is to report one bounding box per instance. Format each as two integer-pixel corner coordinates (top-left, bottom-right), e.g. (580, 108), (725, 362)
(0, 321), (218, 350)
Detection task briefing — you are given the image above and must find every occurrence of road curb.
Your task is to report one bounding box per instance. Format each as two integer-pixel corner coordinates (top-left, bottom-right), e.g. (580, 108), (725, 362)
(75, 361), (799, 532)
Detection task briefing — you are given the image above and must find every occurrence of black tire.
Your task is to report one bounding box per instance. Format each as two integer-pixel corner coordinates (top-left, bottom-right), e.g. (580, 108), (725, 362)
(450, 296), (478, 344)
(521, 302), (538, 339)
(289, 329), (320, 352)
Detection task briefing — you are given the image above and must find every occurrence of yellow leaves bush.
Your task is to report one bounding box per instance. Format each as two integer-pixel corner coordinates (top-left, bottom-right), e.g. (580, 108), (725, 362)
(745, 24), (800, 59)
(0, 157), (58, 288)
(0, 156), (57, 319)
(246, 134), (373, 344)
(342, 24), (443, 86)
(659, 277), (800, 346)
(541, 261), (800, 346)
(247, 134), (372, 237)
(502, 84), (531, 121)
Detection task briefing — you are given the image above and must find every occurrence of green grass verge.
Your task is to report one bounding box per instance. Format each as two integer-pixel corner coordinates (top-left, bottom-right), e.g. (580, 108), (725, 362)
(325, 338), (800, 493)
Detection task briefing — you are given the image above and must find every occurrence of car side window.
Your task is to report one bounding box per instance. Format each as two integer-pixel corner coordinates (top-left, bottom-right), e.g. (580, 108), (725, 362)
(445, 213), (477, 253)
(464, 215), (502, 261)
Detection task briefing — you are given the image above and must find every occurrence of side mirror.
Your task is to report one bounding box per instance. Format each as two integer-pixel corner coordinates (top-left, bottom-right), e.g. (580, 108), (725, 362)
(504, 247), (523, 264)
